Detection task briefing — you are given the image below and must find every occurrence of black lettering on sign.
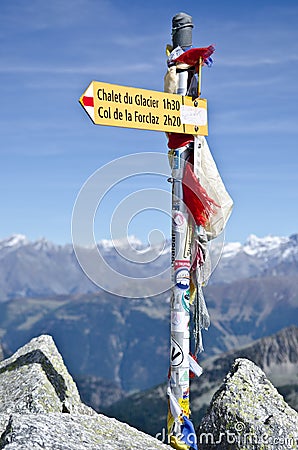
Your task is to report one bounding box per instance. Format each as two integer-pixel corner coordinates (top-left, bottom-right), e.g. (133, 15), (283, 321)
(163, 114), (181, 127)
(163, 98), (180, 111)
(170, 337), (183, 367)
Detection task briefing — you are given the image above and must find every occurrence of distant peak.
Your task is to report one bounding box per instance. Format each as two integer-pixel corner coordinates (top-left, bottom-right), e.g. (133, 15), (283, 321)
(222, 241), (242, 258)
(290, 233), (298, 243)
(0, 234), (28, 248)
(33, 237), (57, 251)
(243, 233), (289, 256)
(245, 233), (284, 246)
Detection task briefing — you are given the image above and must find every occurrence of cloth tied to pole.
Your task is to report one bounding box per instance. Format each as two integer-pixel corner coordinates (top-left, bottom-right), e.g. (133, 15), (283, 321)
(173, 45), (215, 68)
(181, 416), (198, 450)
(193, 136), (234, 240)
(167, 382), (199, 450)
(168, 416), (198, 450)
(182, 161), (219, 228)
(189, 353), (203, 378)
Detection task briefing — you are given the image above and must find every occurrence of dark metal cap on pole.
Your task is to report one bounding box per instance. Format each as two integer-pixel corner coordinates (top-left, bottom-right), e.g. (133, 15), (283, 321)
(172, 12), (194, 49)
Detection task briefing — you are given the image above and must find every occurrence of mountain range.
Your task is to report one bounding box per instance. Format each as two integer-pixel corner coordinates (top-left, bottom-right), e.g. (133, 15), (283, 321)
(0, 232), (297, 395)
(0, 232), (298, 299)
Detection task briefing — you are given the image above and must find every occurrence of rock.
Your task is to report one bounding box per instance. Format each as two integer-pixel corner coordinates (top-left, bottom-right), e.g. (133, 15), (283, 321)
(0, 413), (170, 449)
(198, 358), (298, 449)
(0, 335), (170, 449)
(0, 334), (91, 415)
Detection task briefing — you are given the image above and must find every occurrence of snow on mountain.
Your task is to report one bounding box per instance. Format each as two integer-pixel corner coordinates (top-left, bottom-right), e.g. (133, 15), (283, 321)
(0, 234), (28, 250)
(6, 234), (28, 247)
(221, 234), (292, 260)
(243, 234), (289, 256)
(212, 233), (298, 283)
(221, 241), (242, 258)
(0, 232), (297, 300)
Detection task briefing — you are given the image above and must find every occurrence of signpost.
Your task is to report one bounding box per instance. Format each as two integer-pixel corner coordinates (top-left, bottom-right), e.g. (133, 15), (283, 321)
(80, 81), (208, 135)
(166, 13), (198, 450)
(78, 12), (223, 450)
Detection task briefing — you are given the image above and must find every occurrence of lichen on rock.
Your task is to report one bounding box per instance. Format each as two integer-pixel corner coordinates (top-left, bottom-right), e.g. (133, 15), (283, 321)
(0, 335), (170, 450)
(198, 358), (298, 449)
(0, 335), (92, 415)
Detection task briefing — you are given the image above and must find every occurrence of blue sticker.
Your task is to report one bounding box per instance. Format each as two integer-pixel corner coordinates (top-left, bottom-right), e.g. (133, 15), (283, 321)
(175, 268), (190, 290)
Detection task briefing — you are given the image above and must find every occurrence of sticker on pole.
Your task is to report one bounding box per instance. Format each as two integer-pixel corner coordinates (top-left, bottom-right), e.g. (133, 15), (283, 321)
(171, 311), (189, 332)
(172, 211), (186, 232)
(179, 369), (189, 385)
(170, 337), (184, 367)
(174, 260), (190, 290)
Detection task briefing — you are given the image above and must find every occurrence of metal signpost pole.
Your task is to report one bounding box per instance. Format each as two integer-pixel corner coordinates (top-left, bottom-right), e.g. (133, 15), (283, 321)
(167, 13), (196, 450)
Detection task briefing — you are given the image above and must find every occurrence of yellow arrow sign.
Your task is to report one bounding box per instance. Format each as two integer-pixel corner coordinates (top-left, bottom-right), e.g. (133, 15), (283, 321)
(79, 81), (208, 135)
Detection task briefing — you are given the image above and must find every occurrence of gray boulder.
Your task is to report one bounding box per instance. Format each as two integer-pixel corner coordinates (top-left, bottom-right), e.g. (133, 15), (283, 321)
(198, 358), (298, 449)
(0, 335), (170, 449)
(0, 334), (91, 415)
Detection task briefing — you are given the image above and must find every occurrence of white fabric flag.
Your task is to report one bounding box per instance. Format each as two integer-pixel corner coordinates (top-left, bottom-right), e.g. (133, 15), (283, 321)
(194, 136), (234, 239)
(188, 354), (203, 378)
(167, 384), (182, 419)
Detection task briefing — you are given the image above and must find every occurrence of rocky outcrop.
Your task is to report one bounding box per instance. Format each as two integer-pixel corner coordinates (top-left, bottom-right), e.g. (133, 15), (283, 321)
(0, 334), (90, 415)
(198, 358), (298, 449)
(191, 325), (298, 425)
(0, 335), (170, 449)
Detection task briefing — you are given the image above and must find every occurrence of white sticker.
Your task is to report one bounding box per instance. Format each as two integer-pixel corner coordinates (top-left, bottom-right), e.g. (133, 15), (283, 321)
(172, 211), (186, 231)
(171, 311), (189, 332)
(180, 105), (207, 126)
(170, 337), (184, 367)
(178, 369), (189, 385)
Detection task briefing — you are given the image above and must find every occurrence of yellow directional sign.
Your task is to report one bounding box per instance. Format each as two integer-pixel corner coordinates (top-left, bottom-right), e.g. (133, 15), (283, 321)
(79, 81), (208, 135)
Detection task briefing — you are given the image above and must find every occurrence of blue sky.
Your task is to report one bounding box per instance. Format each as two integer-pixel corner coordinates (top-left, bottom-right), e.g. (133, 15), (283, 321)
(1, 0), (297, 245)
